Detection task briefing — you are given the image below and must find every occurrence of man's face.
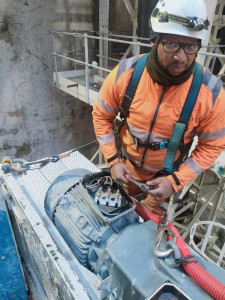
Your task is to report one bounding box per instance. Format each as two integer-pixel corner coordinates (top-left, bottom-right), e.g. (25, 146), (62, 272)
(157, 34), (199, 76)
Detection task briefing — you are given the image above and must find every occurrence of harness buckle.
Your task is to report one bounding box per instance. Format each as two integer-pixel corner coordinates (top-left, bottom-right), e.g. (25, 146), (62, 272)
(159, 141), (168, 150)
(151, 143), (160, 151)
(151, 141), (168, 151)
(134, 137), (139, 152)
(165, 167), (176, 173)
(119, 95), (132, 119)
(118, 106), (127, 120)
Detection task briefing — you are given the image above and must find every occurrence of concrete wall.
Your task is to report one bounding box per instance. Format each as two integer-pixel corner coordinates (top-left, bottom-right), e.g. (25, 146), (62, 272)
(0, 0), (97, 161)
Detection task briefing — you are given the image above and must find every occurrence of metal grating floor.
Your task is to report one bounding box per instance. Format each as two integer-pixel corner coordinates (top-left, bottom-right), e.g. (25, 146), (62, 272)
(21, 152), (99, 208)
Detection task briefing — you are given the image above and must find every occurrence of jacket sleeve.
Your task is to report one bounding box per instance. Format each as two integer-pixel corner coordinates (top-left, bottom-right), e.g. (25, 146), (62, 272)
(167, 86), (225, 192)
(92, 66), (121, 166)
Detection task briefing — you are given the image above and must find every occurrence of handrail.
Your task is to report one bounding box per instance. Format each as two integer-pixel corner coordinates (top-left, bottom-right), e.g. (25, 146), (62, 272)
(51, 31), (151, 48)
(51, 31), (225, 92)
(51, 31), (225, 58)
(51, 52), (111, 73)
(190, 221), (225, 268)
(51, 30), (225, 48)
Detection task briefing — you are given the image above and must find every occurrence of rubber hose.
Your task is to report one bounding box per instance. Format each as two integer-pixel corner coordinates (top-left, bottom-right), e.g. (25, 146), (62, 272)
(134, 199), (225, 300)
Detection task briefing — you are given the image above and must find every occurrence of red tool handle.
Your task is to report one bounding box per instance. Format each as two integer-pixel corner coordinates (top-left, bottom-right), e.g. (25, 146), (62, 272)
(125, 174), (130, 180)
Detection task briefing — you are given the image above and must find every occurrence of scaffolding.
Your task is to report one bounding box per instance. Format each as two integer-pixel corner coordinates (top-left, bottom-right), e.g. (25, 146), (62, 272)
(52, 31), (225, 107)
(51, 1), (224, 105)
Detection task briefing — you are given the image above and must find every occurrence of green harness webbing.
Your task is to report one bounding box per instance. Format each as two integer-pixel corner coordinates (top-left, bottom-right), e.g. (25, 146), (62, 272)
(163, 62), (203, 171)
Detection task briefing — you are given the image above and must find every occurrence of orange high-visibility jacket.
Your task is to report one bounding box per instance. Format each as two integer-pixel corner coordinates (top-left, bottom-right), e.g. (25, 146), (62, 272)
(93, 55), (225, 192)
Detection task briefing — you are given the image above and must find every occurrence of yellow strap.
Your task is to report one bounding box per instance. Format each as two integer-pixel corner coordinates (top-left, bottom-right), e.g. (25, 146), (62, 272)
(1, 157), (13, 165)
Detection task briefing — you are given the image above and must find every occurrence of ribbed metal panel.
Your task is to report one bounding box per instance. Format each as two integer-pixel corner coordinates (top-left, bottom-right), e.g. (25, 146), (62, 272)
(54, 183), (104, 267)
(55, 209), (90, 266)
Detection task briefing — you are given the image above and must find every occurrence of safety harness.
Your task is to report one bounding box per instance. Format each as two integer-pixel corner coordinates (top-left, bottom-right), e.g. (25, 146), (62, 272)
(119, 53), (203, 178)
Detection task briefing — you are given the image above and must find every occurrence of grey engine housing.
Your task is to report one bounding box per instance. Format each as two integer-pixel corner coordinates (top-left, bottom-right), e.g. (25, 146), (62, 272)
(44, 168), (223, 300)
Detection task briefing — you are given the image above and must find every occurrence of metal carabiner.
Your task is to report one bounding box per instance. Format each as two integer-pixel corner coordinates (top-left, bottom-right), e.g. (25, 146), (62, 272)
(154, 222), (177, 258)
(50, 155), (60, 163)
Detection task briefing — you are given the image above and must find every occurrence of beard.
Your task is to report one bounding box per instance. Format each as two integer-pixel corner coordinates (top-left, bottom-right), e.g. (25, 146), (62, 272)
(164, 61), (188, 76)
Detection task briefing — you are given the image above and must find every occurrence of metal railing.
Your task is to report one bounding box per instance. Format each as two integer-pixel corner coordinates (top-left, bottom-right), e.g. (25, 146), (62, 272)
(51, 31), (225, 99)
(190, 221), (225, 269)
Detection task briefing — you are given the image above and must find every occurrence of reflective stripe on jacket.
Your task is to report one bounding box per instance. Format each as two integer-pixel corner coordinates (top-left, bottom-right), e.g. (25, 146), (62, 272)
(92, 55), (225, 191)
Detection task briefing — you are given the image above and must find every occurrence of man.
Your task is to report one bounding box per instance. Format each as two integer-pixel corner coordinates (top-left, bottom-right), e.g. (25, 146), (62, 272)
(92, 0), (225, 214)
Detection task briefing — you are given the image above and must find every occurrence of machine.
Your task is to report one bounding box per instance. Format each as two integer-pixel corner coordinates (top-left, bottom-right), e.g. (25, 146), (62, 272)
(1, 152), (225, 300)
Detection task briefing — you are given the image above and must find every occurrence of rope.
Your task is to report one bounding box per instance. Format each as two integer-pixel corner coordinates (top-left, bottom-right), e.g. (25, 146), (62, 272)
(1, 140), (98, 174)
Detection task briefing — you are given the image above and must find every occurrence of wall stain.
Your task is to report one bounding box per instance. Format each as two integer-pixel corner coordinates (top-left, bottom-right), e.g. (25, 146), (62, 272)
(0, 129), (7, 136)
(8, 108), (23, 117)
(0, 14), (9, 34)
(0, 12), (13, 43)
(15, 142), (31, 158)
(0, 128), (18, 136)
(26, 50), (49, 70)
(9, 128), (18, 135)
(10, 49), (20, 62)
(0, 143), (12, 151)
(0, 23), (8, 34)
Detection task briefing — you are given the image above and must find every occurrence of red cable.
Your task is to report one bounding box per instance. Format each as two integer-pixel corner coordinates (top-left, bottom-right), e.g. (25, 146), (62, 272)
(134, 199), (225, 300)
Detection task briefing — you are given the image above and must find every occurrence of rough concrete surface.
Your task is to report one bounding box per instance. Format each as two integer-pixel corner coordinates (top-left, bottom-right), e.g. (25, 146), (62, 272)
(0, 0), (97, 161)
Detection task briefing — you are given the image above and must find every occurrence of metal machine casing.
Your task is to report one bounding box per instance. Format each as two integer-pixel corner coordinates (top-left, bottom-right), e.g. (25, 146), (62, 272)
(1, 152), (225, 300)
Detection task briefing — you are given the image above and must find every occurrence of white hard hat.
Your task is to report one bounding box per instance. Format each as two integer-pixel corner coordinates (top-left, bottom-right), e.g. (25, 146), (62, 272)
(150, 0), (210, 40)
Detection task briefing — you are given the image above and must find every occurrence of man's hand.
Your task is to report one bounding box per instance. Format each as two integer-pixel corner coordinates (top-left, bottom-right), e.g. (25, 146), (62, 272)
(110, 162), (133, 183)
(146, 176), (174, 199)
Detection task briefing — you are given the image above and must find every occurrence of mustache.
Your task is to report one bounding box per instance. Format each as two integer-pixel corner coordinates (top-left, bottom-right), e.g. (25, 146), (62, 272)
(167, 62), (187, 68)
